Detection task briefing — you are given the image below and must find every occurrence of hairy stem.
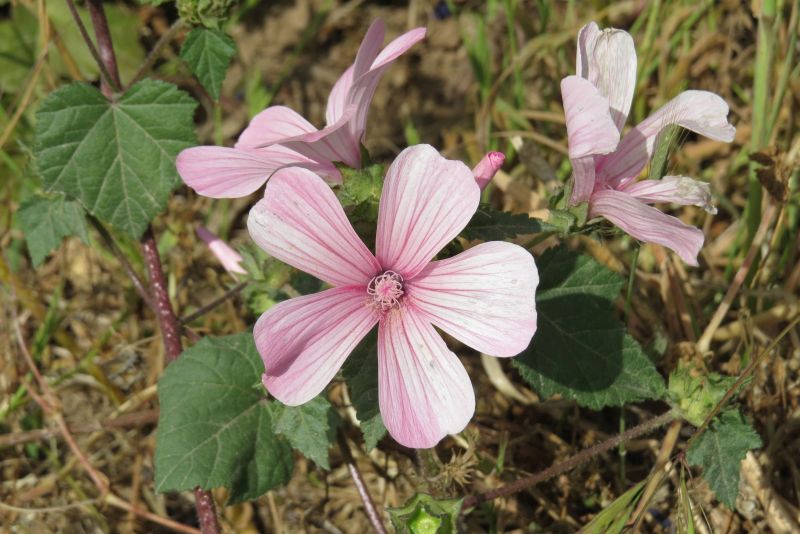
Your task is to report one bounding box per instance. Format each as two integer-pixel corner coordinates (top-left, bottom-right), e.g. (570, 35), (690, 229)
(85, 0), (122, 96)
(64, 0), (120, 94)
(461, 410), (676, 511)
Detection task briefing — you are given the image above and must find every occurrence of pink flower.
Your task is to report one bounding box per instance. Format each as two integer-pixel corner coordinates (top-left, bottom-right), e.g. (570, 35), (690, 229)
(247, 144), (538, 448)
(196, 226), (247, 276)
(176, 19), (426, 198)
(562, 22), (735, 265)
(472, 151), (505, 190)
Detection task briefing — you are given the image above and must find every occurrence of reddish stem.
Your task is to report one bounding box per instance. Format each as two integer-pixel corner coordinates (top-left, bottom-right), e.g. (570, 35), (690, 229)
(461, 410), (675, 511)
(85, 0), (121, 97)
(141, 228), (183, 362)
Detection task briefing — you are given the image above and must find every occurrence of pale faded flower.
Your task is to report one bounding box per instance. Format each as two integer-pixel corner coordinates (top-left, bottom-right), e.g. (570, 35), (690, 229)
(562, 22), (735, 265)
(176, 19), (426, 198)
(247, 145), (538, 448)
(196, 226), (246, 276)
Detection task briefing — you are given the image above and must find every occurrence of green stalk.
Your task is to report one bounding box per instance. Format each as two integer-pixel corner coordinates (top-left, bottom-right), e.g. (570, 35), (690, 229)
(766, 0), (798, 139)
(745, 0), (777, 244)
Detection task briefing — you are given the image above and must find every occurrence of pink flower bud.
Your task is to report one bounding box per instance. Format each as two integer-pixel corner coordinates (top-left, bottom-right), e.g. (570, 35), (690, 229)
(197, 226), (247, 276)
(472, 151), (505, 191)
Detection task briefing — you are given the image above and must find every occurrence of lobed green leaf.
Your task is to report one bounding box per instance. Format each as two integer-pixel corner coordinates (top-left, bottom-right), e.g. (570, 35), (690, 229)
(180, 27), (237, 100)
(19, 194), (89, 267)
(35, 80), (197, 238)
(155, 334), (293, 504)
(513, 247), (666, 408)
(687, 410), (762, 508)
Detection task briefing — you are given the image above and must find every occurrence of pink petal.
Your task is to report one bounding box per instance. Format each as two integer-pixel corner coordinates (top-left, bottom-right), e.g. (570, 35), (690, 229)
(621, 175), (717, 214)
(472, 151), (505, 191)
(576, 22), (601, 79)
(176, 145), (312, 198)
(597, 90), (736, 188)
(376, 145), (480, 279)
(352, 19), (386, 80)
(276, 105), (362, 168)
(325, 65), (354, 127)
(247, 167), (380, 287)
(371, 27), (427, 70)
(344, 26), (427, 142)
(561, 76), (619, 204)
(235, 105), (318, 150)
(576, 23), (637, 130)
(256, 287), (378, 405)
(591, 189), (705, 266)
(196, 226), (246, 275)
(408, 242), (537, 357)
(378, 308), (475, 448)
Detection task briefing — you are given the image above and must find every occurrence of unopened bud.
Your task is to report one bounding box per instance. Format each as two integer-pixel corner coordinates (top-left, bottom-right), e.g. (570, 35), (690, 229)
(472, 151), (505, 191)
(197, 226), (246, 276)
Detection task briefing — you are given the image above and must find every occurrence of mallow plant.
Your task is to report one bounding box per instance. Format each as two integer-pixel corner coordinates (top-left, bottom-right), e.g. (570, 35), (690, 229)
(17, 2), (772, 531)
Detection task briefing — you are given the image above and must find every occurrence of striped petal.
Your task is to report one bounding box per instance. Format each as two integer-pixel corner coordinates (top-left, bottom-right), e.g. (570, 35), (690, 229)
(256, 287), (378, 405)
(591, 189), (705, 266)
(376, 145), (480, 280)
(247, 167), (380, 287)
(408, 242), (538, 357)
(378, 308), (474, 448)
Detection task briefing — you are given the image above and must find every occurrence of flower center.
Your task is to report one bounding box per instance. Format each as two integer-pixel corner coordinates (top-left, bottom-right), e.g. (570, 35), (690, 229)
(367, 271), (404, 311)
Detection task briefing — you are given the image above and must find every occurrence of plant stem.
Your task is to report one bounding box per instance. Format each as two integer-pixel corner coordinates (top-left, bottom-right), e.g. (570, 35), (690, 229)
(89, 216), (155, 311)
(69, 0), (221, 529)
(746, 0), (776, 244)
(460, 410), (676, 511)
(142, 228), (222, 534)
(337, 431), (388, 534)
(127, 19), (185, 90)
(180, 281), (248, 324)
(64, 0), (120, 95)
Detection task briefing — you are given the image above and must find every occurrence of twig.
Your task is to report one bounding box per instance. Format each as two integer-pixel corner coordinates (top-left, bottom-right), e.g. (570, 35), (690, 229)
(12, 308), (110, 496)
(0, 409), (159, 448)
(89, 216), (155, 311)
(337, 431), (388, 534)
(142, 226), (222, 534)
(127, 19), (185, 90)
(104, 493), (202, 534)
(697, 202), (777, 352)
(180, 281), (249, 324)
(630, 419), (683, 532)
(461, 410), (676, 511)
(63, 0), (120, 94)
(0, 48), (48, 150)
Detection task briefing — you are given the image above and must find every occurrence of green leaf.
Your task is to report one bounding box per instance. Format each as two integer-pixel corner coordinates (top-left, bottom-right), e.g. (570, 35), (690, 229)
(388, 493), (463, 534)
(35, 80), (197, 238)
(687, 410), (762, 508)
(462, 204), (556, 241)
(273, 396), (340, 469)
(513, 247), (666, 408)
(155, 334), (293, 504)
(180, 28), (236, 100)
(342, 330), (386, 451)
(18, 194), (89, 267)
